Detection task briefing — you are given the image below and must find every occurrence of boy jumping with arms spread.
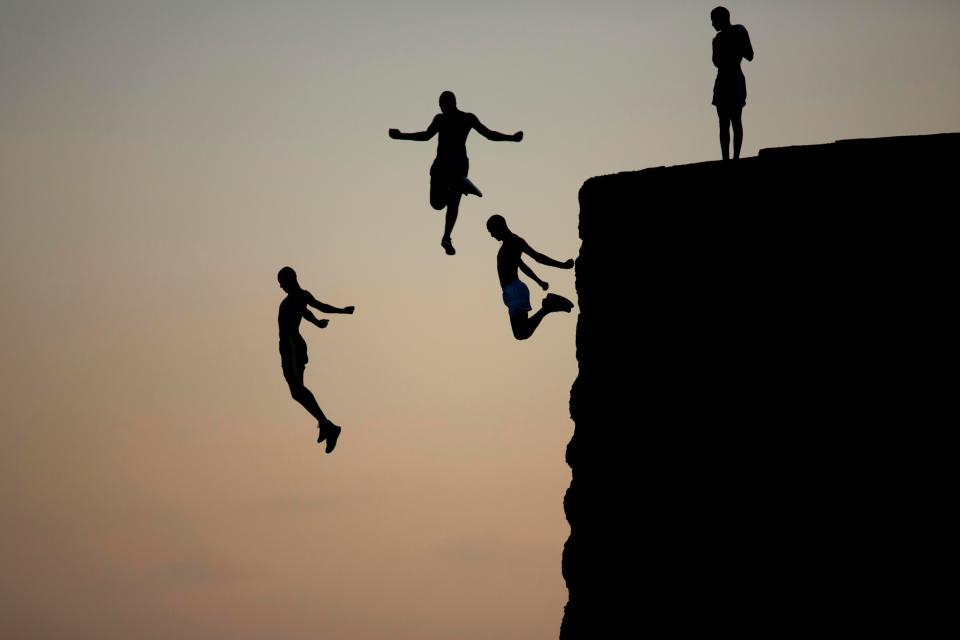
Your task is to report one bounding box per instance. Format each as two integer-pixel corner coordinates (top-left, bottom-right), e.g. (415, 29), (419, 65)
(390, 90), (523, 256)
(486, 214), (575, 340)
(277, 266), (354, 453)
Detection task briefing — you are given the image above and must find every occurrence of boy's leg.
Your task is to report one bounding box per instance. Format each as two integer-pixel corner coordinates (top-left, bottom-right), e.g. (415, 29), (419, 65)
(430, 176), (448, 211)
(509, 293), (574, 340)
(510, 309), (549, 341)
(441, 187), (462, 255)
(292, 384), (330, 426)
(717, 106), (731, 161)
(284, 364), (330, 426)
(731, 107), (744, 159)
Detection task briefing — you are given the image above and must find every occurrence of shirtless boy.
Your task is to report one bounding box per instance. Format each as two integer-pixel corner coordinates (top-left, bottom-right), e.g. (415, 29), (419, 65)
(390, 91), (523, 255)
(277, 266), (354, 452)
(486, 215), (575, 340)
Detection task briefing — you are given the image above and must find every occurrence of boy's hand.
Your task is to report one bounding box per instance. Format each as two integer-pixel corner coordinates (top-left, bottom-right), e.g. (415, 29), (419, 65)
(513, 131), (524, 142)
(318, 319), (330, 328)
(343, 306), (355, 314)
(539, 281), (549, 291)
(388, 129), (401, 139)
(563, 259), (575, 269)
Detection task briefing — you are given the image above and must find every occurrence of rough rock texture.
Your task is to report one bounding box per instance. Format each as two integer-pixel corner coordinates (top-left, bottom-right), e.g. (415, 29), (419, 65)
(561, 133), (957, 637)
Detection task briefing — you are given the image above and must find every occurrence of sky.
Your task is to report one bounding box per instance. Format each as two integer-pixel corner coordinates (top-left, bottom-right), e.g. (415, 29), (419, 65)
(1, 1), (958, 638)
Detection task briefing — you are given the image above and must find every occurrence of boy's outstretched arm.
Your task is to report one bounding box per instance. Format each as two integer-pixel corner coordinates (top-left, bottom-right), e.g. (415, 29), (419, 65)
(470, 114), (523, 142)
(389, 115), (440, 142)
(522, 241), (574, 269)
(306, 292), (355, 315)
(519, 259), (548, 291)
(303, 309), (329, 329)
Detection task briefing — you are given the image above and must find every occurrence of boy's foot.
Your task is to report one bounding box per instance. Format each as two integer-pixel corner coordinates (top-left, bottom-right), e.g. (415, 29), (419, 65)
(317, 422), (329, 443)
(462, 177), (483, 197)
(543, 293), (574, 313)
(441, 237), (456, 255)
(324, 424), (342, 454)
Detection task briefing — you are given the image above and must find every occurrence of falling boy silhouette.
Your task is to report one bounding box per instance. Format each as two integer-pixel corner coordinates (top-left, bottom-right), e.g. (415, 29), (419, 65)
(389, 91), (523, 256)
(486, 215), (575, 340)
(277, 266), (354, 453)
(710, 6), (754, 160)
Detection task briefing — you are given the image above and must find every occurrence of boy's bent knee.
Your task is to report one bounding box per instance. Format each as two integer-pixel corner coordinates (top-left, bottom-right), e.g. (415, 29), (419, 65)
(511, 326), (531, 341)
(288, 384), (306, 398)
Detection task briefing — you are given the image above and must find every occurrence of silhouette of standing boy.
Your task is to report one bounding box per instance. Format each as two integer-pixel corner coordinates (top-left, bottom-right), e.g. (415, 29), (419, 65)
(711, 6), (754, 160)
(486, 215), (574, 340)
(390, 91), (523, 256)
(277, 266), (354, 453)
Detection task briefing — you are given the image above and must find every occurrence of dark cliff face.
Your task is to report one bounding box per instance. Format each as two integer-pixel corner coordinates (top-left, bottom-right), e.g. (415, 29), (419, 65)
(562, 134), (957, 637)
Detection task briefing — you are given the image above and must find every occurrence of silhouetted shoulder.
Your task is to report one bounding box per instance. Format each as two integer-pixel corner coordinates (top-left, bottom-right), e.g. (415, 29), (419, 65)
(285, 290), (309, 308)
(731, 25), (752, 47)
(506, 233), (526, 251)
(734, 24), (754, 60)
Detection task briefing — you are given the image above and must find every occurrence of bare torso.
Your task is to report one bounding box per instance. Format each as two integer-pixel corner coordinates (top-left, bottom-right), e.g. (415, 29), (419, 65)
(434, 111), (476, 158)
(496, 234), (525, 287)
(278, 291), (308, 339)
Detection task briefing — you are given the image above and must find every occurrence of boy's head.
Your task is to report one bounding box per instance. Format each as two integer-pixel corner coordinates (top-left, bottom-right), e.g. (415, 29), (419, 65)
(711, 6), (731, 31)
(277, 266), (298, 292)
(486, 214), (509, 240)
(439, 90), (457, 114)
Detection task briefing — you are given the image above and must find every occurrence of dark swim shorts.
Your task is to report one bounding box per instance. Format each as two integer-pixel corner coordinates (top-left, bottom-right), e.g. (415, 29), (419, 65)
(280, 335), (308, 377)
(502, 279), (533, 317)
(430, 154), (469, 182)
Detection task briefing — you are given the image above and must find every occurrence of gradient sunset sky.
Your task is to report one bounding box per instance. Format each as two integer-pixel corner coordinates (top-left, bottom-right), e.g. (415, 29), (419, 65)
(2, 1), (959, 638)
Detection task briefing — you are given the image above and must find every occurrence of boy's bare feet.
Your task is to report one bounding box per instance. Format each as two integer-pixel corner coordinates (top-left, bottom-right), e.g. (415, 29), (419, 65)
(462, 177), (483, 197)
(324, 424), (342, 454)
(543, 293), (574, 313)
